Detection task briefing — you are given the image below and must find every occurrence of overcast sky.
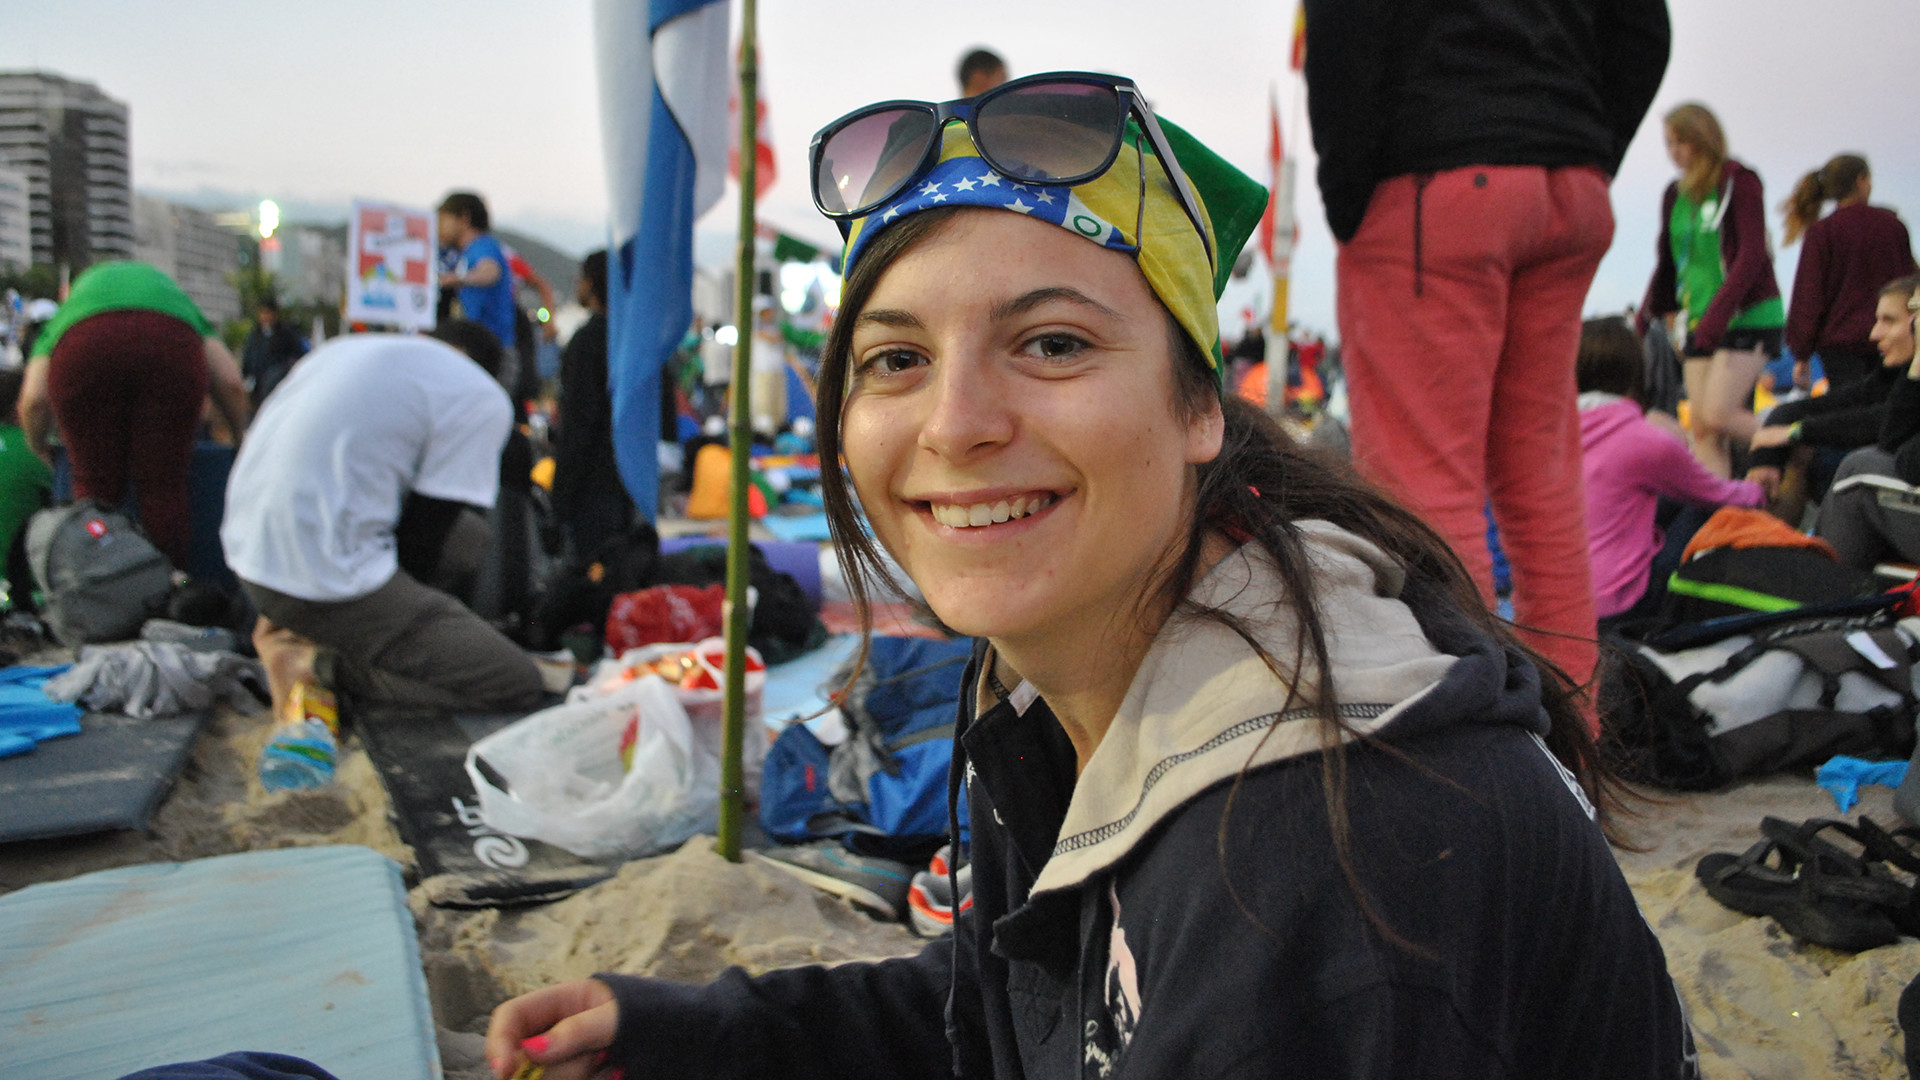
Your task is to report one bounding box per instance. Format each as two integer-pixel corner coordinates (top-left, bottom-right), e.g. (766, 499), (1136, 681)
(5, 0), (1917, 337)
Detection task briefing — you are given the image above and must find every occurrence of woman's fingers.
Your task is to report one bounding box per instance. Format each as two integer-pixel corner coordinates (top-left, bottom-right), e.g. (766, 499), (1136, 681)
(485, 979), (618, 1079)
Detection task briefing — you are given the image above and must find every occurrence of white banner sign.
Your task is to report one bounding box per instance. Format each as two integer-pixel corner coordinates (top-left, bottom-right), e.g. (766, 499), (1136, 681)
(345, 199), (437, 331)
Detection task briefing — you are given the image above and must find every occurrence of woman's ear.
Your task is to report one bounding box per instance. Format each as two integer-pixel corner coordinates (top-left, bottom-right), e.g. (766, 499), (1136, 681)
(1184, 396), (1225, 466)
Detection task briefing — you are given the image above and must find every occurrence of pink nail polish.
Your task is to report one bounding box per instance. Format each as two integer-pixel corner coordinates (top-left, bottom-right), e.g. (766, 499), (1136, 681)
(521, 1034), (550, 1055)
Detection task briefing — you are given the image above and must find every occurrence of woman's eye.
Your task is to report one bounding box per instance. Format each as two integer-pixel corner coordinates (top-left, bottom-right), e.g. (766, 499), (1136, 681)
(857, 349), (925, 377)
(1024, 333), (1087, 360)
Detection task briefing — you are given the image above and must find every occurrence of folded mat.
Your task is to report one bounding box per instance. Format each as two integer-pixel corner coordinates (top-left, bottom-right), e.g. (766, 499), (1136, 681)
(0, 664), (83, 758)
(357, 707), (618, 908)
(0, 845), (438, 1080)
(0, 710), (207, 843)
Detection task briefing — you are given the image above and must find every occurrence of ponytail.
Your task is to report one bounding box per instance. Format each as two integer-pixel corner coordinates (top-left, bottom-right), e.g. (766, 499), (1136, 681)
(1781, 154), (1870, 246)
(1781, 171), (1825, 246)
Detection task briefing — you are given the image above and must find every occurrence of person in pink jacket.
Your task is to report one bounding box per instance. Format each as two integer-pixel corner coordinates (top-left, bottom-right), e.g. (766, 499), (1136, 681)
(1578, 317), (1766, 624)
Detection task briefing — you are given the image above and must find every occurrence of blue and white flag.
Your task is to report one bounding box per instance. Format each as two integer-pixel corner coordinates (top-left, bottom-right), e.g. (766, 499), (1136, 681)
(595, 0), (729, 519)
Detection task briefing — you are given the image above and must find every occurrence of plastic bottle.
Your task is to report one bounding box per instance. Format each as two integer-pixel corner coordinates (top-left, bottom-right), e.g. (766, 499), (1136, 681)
(259, 682), (341, 791)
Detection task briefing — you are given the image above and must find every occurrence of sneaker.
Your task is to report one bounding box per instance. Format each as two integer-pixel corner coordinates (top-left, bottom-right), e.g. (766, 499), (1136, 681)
(908, 845), (974, 938)
(752, 841), (913, 921)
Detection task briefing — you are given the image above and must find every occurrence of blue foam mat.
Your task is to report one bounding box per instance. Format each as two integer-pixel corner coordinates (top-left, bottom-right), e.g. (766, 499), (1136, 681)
(762, 633), (858, 726)
(0, 845), (439, 1079)
(0, 710), (207, 842)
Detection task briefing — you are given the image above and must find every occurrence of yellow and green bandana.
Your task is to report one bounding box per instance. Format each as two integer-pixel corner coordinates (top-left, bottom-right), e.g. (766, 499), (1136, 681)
(841, 120), (1266, 389)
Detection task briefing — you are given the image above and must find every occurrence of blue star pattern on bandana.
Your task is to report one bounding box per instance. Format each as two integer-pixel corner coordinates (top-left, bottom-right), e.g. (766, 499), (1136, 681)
(846, 154), (1135, 275)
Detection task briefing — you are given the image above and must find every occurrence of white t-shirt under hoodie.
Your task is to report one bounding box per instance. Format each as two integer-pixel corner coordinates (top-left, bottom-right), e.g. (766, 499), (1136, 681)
(221, 333), (513, 602)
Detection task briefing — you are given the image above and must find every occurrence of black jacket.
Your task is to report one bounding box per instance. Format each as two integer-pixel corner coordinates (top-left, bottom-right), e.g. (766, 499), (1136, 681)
(1304, 0), (1670, 242)
(1877, 374), (1920, 484)
(1749, 361), (1902, 471)
(600, 528), (1697, 1078)
(552, 312), (621, 514)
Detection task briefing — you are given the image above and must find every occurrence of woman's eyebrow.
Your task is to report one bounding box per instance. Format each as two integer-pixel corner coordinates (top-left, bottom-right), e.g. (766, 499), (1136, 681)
(855, 308), (924, 329)
(992, 287), (1124, 322)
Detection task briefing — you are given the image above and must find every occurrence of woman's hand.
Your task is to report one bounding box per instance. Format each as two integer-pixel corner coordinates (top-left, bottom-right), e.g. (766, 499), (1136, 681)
(1747, 425), (1794, 450)
(486, 979), (620, 1080)
(1745, 465), (1783, 499)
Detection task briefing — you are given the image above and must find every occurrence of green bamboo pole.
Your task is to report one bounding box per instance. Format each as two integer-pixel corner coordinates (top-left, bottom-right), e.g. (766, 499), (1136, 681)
(715, 0), (758, 863)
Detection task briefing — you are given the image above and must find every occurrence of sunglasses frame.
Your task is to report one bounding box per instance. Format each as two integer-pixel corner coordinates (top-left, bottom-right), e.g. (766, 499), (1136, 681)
(809, 71), (1214, 268)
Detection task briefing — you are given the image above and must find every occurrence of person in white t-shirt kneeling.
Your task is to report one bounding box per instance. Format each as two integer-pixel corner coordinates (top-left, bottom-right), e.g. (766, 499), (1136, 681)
(221, 322), (545, 721)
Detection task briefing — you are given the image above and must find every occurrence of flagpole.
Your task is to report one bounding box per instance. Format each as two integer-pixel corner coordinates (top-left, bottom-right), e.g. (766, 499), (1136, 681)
(716, 0), (758, 863)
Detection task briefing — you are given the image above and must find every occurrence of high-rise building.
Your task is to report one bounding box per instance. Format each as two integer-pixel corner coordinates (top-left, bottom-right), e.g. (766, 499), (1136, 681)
(0, 164), (28, 272)
(0, 72), (133, 272)
(134, 194), (241, 326)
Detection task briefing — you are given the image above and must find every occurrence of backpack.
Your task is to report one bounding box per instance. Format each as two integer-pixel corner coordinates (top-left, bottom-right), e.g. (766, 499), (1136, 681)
(1662, 545), (1882, 624)
(1600, 610), (1920, 790)
(759, 636), (973, 860)
(26, 501), (173, 647)
(1659, 506), (1881, 625)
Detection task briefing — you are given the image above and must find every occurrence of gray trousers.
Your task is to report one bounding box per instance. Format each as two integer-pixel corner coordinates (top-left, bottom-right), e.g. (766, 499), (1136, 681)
(1814, 447), (1920, 571)
(243, 544), (544, 716)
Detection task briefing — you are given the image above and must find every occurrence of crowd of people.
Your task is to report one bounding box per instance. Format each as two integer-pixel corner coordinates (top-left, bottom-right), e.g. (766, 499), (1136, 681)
(10, 5), (1920, 1077)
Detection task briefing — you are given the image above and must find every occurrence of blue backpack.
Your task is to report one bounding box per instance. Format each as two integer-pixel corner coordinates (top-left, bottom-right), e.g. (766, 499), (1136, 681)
(759, 636), (973, 858)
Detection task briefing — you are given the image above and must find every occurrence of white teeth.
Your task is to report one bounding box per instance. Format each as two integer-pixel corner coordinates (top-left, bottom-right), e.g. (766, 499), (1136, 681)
(931, 494), (1054, 529)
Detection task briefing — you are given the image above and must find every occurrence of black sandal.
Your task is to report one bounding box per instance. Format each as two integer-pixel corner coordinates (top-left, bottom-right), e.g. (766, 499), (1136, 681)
(1850, 815), (1920, 935)
(1694, 817), (1907, 952)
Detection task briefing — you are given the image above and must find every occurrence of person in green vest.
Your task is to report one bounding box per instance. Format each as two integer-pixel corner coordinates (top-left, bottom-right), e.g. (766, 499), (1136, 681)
(0, 367), (51, 605)
(17, 261), (250, 568)
(1638, 103), (1786, 479)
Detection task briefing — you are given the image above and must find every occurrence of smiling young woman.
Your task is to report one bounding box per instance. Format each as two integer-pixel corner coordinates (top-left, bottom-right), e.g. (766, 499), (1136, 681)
(485, 73), (1699, 1080)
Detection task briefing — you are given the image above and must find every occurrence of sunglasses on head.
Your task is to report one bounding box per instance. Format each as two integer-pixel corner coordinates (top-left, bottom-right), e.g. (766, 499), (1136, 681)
(809, 71), (1213, 267)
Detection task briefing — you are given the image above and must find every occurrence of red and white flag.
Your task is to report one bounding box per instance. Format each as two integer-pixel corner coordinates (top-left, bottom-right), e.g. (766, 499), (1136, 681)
(729, 44), (776, 198)
(1257, 86), (1296, 272)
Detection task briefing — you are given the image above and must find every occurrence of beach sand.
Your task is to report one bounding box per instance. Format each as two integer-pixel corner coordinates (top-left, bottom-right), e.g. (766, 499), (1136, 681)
(3, 700), (1916, 1079)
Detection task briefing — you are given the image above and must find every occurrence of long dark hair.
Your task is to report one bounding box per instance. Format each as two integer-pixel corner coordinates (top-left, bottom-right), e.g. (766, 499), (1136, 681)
(816, 209), (1620, 856)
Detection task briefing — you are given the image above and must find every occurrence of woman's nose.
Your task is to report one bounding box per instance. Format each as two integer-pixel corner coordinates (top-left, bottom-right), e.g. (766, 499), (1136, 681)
(917, 352), (1014, 460)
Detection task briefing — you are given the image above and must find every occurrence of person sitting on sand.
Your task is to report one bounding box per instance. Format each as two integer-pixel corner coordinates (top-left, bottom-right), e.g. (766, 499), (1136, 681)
(1577, 315), (1765, 627)
(485, 71), (1699, 1079)
(1814, 275), (1920, 570)
(220, 322), (544, 721)
(1744, 274), (1920, 524)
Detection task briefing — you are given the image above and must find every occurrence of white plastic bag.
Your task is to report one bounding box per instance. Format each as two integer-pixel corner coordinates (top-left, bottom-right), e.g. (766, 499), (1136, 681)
(579, 637), (770, 797)
(465, 672), (714, 859)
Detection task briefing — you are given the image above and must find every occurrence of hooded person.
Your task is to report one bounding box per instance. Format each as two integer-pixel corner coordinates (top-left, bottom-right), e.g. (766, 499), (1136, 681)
(486, 72), (1697, 1080)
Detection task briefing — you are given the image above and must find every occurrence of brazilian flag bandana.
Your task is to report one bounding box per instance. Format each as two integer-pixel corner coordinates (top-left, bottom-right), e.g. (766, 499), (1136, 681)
(841, 120), (1266, 392)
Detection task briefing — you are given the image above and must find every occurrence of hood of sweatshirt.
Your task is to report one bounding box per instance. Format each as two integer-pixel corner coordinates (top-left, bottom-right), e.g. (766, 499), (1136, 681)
(1012, 519), (1556, 899)
(1579, 394), (1644, 448)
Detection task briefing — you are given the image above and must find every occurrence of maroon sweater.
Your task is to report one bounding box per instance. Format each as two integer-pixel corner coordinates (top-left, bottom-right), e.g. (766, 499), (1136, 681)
(1786, 203), (1917, 359)
(1639, 160), (1779, 353)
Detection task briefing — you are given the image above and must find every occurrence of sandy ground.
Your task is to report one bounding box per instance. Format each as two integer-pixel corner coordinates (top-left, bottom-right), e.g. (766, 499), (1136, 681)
(4, 700), (1919, 1079)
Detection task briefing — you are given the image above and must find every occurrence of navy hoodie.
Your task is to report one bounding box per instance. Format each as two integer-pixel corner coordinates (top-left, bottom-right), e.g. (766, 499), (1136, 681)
(600, 524), (1698, 1078)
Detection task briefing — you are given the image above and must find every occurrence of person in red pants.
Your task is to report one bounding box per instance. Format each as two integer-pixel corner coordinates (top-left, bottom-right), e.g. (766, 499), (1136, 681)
(19, 261), (250, 568)
(1303, 0), (1670, 705)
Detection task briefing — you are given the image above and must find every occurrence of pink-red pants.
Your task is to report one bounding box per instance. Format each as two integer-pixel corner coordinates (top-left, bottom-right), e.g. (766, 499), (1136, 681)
(1339, 165), (1612, 691)
(48, 309), (208, 567)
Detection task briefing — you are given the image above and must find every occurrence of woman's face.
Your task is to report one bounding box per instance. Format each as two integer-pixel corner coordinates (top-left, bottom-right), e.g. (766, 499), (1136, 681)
(841, 210), (1223, 647)
(1664, 127), (1694, 173)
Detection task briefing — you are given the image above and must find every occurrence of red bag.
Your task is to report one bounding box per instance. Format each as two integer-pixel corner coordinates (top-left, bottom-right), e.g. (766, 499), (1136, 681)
(605, 584), (725, 655)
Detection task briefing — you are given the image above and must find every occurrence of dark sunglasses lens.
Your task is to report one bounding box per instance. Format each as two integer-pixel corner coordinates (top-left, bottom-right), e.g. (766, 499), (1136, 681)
(973, 81), (1123, 183)
(816, 108), (939, 215)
